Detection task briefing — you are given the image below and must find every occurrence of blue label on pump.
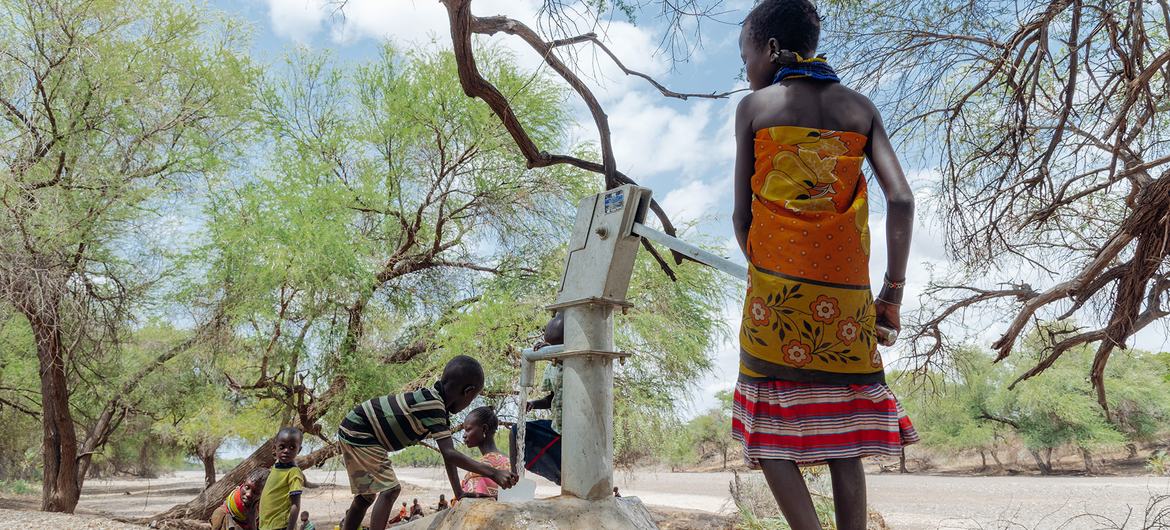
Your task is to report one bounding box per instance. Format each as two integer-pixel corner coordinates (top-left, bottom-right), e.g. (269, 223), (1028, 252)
(603, 189), (625, 214)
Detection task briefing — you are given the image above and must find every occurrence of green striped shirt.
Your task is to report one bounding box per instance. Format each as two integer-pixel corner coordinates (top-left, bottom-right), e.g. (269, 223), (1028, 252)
(337, 382), (452, 450)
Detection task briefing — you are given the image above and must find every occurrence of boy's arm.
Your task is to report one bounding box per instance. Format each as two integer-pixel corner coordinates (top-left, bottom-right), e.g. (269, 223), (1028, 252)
(731, 93), (756, 259)
(437, 437), (466, 499)
(285, 495), (301, 530)
(436, 437), (517, 492)
(284, 469), (304, 530)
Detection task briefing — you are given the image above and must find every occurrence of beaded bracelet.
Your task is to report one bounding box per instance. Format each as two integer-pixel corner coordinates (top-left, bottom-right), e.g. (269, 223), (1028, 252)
(883, 274), (906, 290)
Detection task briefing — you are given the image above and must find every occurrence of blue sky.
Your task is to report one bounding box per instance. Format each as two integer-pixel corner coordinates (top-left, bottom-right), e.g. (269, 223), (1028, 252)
(208, 0), (1168, 417)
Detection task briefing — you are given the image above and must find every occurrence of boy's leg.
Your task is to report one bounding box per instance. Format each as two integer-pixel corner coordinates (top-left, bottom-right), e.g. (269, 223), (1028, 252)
(368, 486), (402, 530)
(341, 494), (373, 530)
(827, 458), (866, 530)
(758, 459), (821, 530)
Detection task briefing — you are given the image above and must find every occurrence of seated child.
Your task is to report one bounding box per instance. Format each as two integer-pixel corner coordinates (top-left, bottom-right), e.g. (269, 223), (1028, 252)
(409, 498), (423, 519)
(338, 355), (518, 530)
(388, 502), (407, 524)
(459, 406), (510, 498)
(258, 427), (304, 530)
(299, 511), (315, 530)
(210, 469), (269, 530)
(510, 311), (564, 485)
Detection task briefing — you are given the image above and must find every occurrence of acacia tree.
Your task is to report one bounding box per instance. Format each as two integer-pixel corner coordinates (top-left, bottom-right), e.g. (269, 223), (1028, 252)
(892, 351), (1012, 472)
(0, 0), (252, 512)
(153, 39), (729, 522)
(818, 0), (1170, 408)
(899, 335), (1170, 475)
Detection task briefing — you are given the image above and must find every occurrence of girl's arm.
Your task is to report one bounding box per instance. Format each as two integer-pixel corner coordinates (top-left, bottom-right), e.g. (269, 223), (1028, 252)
(864, 107), (914, 329)
(732, 94), (756, 259)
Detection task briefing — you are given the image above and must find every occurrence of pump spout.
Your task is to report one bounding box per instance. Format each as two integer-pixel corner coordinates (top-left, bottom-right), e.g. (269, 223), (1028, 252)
(519, 344), (565, 388)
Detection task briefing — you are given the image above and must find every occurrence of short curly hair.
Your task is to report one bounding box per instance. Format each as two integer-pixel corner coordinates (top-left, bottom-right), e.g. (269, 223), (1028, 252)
(743, 0), (822, 55)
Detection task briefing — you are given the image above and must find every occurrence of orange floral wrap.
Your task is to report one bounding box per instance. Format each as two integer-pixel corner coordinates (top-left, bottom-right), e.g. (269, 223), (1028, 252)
(740, 126), (883, 384)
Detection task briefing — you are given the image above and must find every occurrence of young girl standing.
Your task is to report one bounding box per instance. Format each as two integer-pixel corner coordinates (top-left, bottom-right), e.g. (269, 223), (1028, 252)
(731, 1), (919, 529)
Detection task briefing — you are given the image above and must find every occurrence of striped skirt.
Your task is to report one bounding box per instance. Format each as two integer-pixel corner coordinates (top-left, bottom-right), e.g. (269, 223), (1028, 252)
(732, 379), (919, 467)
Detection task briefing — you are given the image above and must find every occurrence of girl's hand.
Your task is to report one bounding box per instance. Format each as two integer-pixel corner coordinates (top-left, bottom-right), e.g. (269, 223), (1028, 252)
(874, 298), (901, 332)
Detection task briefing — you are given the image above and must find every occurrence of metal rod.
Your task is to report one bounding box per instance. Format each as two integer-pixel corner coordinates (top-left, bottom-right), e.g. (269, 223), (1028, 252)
(631, 222), (748, 281)
(521, 344), (566, 362)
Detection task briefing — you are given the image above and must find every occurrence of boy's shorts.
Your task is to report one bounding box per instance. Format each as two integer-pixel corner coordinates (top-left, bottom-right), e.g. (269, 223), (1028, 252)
(340, 441), (400, 495)
(511, 419), (562, 485)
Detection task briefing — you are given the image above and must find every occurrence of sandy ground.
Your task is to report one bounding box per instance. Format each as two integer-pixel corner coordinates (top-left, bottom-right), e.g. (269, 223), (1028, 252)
(386, 468), (1170, 529)
(0, 508), (148, 529)
(3, 468), (1169, 529)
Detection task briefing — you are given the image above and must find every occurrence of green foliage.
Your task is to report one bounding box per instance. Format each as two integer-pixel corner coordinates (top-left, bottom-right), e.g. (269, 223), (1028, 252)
(0, 0), (730, 494)
(898, 331), (1170, 472)
(659, 389), (735, 470)
(0, 312), (40, 479)
(613, 233), (731, 463)
(390, 446), (445, 468)
(891, 348), (1006, 456)
(0, 0), (258, 497)
(0, 480), (37, 496)
(1147, 451), (1170, 476)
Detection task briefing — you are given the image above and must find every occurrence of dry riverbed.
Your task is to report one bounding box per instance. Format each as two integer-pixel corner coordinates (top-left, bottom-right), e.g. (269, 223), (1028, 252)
(2, 468), (1168, 529)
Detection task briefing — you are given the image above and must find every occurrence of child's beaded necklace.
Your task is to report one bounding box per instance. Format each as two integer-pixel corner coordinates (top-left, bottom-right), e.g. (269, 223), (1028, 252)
(771, 52), (840, 84)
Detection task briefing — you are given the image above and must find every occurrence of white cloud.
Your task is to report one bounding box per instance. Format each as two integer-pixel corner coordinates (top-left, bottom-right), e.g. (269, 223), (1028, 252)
(264, 0), (329, 42)
(592, 92), (727, 178)
(326, 0), (544, 48)
(662, 179), (724, 224)
(262, 0), (544, 49)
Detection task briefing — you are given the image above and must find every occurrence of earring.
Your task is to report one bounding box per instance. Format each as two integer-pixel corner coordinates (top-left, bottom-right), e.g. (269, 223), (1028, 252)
(772, 49), (797, 65)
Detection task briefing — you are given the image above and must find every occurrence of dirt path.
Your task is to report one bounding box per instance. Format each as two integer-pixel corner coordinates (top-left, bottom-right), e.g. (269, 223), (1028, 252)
(23, 468), (1168, 529)
(385, 468), (1170, 529)
(0, 508), (148, 529)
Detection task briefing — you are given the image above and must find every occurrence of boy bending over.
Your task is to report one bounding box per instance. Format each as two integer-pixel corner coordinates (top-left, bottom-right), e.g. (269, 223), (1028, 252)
(338, 355), (517, 530)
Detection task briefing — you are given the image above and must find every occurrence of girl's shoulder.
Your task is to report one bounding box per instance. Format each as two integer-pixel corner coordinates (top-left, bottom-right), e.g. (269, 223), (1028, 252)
(740, 82), (879, 137)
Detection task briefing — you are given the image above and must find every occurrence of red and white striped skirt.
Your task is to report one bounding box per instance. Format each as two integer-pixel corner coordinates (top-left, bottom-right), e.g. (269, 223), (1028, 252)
(732, 379), (919, 467)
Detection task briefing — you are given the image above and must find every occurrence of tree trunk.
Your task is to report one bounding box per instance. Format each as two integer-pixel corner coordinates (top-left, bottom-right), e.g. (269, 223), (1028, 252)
(27, 309), (82, 513)
(151, 439), (275, 522)
(1080, 447), (1095, 474)
(1029, 449), (1053, 475)
(721, 447), (727, 470)
(1045, 447), (1055, 472)
(1127, 443), (1138, 459)
(899, 448), (908, 473)
(990, 450), (1004, 471)
(978, 449), (988, 472)
(201, 453), (216, 489)
(149, 441), (339, 523)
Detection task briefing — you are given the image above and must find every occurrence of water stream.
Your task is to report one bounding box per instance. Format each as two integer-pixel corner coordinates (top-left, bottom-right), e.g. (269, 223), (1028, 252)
(514, 384), (530, 482)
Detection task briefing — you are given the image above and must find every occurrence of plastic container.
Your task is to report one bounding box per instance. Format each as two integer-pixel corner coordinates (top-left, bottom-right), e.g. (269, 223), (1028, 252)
(497, 477), (537, 504)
